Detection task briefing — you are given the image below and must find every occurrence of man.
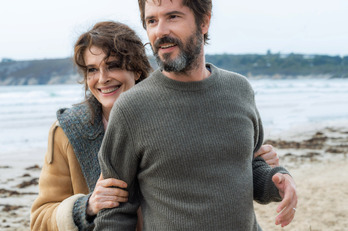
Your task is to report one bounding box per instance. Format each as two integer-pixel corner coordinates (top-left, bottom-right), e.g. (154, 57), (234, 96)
(95, 0), (297, 230)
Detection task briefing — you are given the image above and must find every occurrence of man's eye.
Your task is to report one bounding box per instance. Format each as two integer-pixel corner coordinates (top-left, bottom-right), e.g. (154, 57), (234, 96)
(169, 15), (178, 19)
(147, 19), (156, 25)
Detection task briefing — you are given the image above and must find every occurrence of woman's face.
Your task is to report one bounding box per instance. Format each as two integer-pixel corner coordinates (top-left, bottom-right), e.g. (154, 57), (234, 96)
(84, 46), (139, 116)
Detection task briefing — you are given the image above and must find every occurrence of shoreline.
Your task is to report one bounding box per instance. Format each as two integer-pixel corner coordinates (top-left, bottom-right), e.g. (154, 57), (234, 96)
(1, 124), (347, 230)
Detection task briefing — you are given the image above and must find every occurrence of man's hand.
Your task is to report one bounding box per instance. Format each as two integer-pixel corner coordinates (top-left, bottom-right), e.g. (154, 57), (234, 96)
(272, 173), (297, 227)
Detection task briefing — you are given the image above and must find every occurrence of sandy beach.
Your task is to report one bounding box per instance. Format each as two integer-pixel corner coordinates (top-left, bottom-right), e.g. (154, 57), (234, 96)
(0, 124), (347, 231)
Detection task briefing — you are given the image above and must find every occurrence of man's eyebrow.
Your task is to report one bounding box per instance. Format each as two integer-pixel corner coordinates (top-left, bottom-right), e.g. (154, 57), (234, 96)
(165, 10), (185, 17)
(145, 15), (155, 21)
(145, 10), (185, 21)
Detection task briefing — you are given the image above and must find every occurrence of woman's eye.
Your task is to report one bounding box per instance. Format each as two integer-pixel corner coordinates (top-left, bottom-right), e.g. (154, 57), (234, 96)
(107, 64), (120, 71)
(87, 68), (97, 73)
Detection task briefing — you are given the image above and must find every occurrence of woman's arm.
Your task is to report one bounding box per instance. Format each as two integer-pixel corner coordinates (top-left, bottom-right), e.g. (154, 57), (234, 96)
(31, 123), (82, 231)
(31, 123), (130, 230)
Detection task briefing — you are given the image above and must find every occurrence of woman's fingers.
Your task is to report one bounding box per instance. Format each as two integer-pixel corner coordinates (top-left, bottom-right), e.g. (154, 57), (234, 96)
(94, 185), (129, 198)
(97, 177), (128, 189)
(254, 144), (272, 157)
(255, 144), (280, 167)
(87, 176), (130, 216)
(93, 194), (128, 203)
(87, 185), (129, 215)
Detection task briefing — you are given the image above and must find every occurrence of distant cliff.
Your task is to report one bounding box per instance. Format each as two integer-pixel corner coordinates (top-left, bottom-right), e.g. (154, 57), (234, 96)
(206, 52), (348, 79)
(0, 58), (79, 85)
(1, 52), (347, 85)
(0, 57), (158, 86)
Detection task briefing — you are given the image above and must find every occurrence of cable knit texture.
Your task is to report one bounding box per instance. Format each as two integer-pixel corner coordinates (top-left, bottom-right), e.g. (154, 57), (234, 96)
(95, 63), (289, 231)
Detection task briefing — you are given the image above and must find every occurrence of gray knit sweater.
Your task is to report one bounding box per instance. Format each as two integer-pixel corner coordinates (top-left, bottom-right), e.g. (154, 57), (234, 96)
(96, 64), (289, 231)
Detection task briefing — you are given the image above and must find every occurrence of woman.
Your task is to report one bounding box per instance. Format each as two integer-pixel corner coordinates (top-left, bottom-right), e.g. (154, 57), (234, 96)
(30, 21), (279, 230)
(30, 21), (151, 231)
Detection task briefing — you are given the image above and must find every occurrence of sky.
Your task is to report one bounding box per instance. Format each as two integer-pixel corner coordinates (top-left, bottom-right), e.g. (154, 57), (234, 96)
(1, 0), (347, 61)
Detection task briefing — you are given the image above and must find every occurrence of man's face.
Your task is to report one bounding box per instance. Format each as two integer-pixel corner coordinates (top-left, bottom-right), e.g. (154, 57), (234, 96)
(144, 0), (204, 73)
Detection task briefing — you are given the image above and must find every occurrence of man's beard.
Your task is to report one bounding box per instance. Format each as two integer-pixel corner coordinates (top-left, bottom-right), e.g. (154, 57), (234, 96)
(152, 29), (203, 73)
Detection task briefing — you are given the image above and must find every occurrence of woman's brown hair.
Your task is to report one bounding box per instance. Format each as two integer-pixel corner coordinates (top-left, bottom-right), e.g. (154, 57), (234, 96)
(73, 21), (152, 119)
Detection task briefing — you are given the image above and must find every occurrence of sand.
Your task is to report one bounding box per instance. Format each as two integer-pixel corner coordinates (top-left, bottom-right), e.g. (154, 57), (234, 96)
(254, 160), (348, 231)
(0, 125), (347, 231)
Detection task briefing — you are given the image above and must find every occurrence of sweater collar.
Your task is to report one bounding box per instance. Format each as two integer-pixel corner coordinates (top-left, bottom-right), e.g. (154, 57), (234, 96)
(153, 63), (218, 92)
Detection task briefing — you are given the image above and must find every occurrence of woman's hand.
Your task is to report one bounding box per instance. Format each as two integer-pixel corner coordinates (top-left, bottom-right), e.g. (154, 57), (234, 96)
(254, 144), (279, 167)
(87, 174), (129, 216)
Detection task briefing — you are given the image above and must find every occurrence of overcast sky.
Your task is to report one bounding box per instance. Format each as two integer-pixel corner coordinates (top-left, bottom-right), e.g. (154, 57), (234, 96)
(1, 0), (347, 61)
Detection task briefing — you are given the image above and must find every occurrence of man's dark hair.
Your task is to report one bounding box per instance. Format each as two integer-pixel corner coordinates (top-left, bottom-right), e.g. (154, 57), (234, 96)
(138, 0), (212, 44)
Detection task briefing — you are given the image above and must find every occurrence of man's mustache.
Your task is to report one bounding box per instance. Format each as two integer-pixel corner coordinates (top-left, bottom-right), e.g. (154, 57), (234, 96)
(153, 36), (180, 51)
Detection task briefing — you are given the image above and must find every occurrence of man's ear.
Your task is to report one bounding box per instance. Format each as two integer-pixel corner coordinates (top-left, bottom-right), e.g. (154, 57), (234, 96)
(201, 14), (211, 35)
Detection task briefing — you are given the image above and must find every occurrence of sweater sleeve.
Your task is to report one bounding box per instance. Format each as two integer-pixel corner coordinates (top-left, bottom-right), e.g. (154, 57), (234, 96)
(72, 193), (95, 230)
(253, 157), (290, 203)
(95, 105), (141, 231)
(252, 102), (290, 204)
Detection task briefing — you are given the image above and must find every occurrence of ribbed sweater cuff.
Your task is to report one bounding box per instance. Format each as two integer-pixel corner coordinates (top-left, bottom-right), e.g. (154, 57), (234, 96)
(253, 157), (291, 204)
(73, 193), (95, 231)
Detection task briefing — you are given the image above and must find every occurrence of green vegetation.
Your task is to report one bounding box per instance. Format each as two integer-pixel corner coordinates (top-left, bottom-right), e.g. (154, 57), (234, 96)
(1, 52), (347, 85)
(206, 51), (348, 78)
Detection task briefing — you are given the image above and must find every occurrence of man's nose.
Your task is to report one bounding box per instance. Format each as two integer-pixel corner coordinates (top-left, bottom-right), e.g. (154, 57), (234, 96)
(155, 20), (170, 39)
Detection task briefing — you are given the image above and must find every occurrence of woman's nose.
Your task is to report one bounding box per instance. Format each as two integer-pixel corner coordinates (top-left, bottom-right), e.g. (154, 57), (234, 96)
(98, 68), (110, 83)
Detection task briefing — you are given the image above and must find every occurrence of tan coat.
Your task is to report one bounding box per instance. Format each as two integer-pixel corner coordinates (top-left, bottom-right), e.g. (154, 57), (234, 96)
(30, 122), (89, 231)
(31, 122), (143, 231)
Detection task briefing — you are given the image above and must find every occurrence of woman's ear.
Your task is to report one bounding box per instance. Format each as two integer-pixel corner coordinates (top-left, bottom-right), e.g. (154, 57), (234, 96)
(135, 71), (141, 81)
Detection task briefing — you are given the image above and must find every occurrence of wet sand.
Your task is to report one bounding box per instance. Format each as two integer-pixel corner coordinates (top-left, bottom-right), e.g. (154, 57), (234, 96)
(0, 125), (347, 230)
(0, 148), (43, 230)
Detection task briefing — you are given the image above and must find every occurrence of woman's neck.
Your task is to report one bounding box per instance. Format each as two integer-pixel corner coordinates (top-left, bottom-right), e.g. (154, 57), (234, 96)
(102, 107), (110, 130)
(102, 107), (111, 121)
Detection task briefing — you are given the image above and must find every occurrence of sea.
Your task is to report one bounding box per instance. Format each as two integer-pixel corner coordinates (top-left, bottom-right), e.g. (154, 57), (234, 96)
(1, 78), (348, 154)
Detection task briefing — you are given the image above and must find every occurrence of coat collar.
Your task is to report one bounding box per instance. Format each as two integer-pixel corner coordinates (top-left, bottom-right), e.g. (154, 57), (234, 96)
(57, 97), (104, 140)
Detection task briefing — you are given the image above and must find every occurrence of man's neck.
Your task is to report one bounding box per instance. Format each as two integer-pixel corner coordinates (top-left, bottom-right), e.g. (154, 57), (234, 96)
(162, 54), (211, 82)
